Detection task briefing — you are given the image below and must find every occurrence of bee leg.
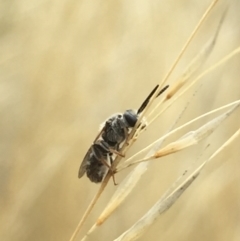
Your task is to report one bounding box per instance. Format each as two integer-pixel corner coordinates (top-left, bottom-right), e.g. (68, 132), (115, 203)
(108, 147), (125, 158)
(109, 154), (117, 185)
(99, 154), (117, 185)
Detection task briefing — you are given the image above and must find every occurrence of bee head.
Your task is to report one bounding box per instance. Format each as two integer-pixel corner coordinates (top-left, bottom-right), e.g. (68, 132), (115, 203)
(123, 109), (138, 127)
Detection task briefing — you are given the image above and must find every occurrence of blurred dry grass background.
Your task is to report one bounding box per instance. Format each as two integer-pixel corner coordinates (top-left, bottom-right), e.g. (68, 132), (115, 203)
(0, 0), (239, 241)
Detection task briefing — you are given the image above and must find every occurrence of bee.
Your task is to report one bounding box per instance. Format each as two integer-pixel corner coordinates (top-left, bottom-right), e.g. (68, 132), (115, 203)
(101, 85), (169, 150)
(78, 84), (169, 184)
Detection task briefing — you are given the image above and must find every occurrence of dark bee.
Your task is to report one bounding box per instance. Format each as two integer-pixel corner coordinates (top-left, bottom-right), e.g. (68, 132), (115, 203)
(101, 85), (169, 149)
(78, 84), (169, 183)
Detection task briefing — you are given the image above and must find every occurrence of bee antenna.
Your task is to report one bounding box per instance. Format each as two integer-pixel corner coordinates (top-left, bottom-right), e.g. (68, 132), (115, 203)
(137, 84), (169, 114)
(156, 85), (169, 97)
(137, 85), (158, 114)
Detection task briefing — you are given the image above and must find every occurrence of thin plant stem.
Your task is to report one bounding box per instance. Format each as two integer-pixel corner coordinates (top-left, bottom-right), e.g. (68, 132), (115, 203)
(117, 100), (240, 171)
(68, 1), (220, 240)
(148, 46), (240, 126)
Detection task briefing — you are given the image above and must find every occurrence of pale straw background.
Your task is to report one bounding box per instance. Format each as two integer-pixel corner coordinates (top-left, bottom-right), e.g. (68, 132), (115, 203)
(0, 0), (239, 241)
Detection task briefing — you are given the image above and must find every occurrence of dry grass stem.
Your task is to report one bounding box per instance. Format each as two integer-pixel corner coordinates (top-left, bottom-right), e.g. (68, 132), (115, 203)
(114, 167), (201, 241)
(207, 128), (240, 162)
(153, 101), (239, 157)
(149, 45), (240, 126)
(118, 99), (239, 171)
(158, 0), (219, 89)
(127, 0), (219, 139)
(114, 127), (239, 241)
(81, 163), (149, 241)
(150, 8), (225, 115)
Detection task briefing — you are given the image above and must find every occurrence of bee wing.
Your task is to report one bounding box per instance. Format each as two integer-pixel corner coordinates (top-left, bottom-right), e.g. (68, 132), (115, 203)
(79, 124), (106, 179)
(78, 147), (92, 178)
(94, 124), (107, 142)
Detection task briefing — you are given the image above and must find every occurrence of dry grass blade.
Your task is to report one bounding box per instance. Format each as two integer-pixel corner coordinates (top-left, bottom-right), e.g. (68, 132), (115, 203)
(149, 45), (240, 126)
(69, 176), (110, 241)
(96, 164), (148, 226)
(127, 0), (219, 135)
(207, 128), (240, 163)
(149, 7), (226, 118)
(165, 7), (226, 100)
(114, 128), (240, 241)
(80, 163), (148, 241)
(158, 0), (219, 89)
(114, 166), (201, 241)
(153, 101), (240, 158)
(118, 100), (240, 171)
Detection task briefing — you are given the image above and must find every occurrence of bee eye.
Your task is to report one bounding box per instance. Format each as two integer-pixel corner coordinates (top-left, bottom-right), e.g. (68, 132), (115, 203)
(123, 110), (137, 127)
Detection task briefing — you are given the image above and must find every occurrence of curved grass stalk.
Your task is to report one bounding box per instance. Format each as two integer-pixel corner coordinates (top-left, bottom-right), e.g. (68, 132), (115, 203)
(158, 0), (219, 89)
(117, 100), (240, 171)
(149, 7), (226, 117)
(122, 101), (239, 170)
(114, 129), (240, 241)
(125, 0), (220, 141)
(133, 45), (240, 149)
(148, 46), (240, 126)
(80, 163), (148, 241)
